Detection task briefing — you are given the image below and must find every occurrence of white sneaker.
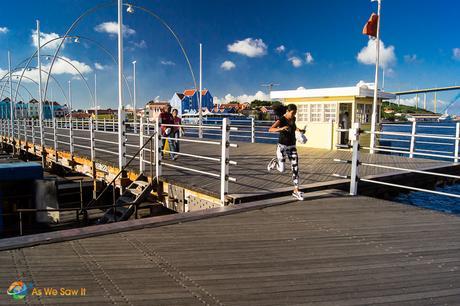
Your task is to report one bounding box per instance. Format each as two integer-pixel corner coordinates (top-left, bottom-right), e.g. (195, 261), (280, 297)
(267, 158), (278, 172)
(292, 191), (304, 201)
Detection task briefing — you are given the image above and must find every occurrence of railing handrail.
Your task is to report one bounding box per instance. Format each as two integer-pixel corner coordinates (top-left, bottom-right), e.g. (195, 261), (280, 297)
(81, 127), (157, 211)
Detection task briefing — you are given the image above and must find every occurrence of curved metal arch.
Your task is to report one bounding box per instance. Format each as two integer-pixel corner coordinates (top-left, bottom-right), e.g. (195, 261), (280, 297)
(1, 66), (69, 106)
(0, 88), (27, 103)
(43, 1), (197, 105)
(0, 80), (35, 101)
(9, 34), (133, 107)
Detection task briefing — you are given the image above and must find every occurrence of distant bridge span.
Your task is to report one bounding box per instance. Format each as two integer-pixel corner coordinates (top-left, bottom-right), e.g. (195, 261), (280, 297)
(392, 85), (460, 95)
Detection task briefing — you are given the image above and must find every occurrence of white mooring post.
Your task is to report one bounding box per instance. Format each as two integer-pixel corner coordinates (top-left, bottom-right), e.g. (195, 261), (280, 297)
(349, 122), (360, 196)
(455, 122), (460, 163)
(251, 117), (255, 143)
(409, 121), (416, 159)
(220, 118), (230, 205)
(139, 117), (145, 173)
(155, 119), (162, 178)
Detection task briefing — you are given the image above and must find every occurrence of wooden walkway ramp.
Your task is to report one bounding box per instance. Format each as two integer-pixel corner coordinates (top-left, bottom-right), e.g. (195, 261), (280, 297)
(1, 193), (460, 305)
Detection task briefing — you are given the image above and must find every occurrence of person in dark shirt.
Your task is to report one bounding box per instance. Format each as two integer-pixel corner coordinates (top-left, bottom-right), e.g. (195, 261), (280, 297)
(267, 104), (305, 200)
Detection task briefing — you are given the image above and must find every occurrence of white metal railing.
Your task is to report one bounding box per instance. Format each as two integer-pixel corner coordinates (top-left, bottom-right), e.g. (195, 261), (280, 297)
(0, 116), (238, 205)
(372, 122), (460, 162)
(333, 123), (460, 199)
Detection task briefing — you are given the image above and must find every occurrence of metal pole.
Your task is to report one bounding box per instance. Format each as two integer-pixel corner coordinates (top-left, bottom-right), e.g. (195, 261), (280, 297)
(117, 0), (126, 172)
(220, 118), (229, 205)
(68, 80), (74, 165)
(94, 72), (98, 130)
(409, 121), (416, 158)
(139, 116), (145, 173)
(251, 117), (255, 143)
(415, 94), (418, 110)
(37, 20), (45, 167)
(455, 122), (460, 163)
(199, 43), (203, 138)
(53, 117), (58, 161)
(90, 118), (96, 199)
(19, 211), (23, 236)
(132, 60), (137, 133)
(350, 122), (360, 195)
(369, 0), (381, 154)
(155, 119), (161, 178)
(8, 51), (15, 155)
(423, 93), (427, 110)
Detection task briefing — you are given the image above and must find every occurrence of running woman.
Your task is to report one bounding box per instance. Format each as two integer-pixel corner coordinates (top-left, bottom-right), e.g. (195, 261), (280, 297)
(267, 104), (305, 200)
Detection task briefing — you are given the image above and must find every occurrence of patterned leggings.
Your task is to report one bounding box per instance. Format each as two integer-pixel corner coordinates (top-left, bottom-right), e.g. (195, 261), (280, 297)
(276, 144), (300, 188)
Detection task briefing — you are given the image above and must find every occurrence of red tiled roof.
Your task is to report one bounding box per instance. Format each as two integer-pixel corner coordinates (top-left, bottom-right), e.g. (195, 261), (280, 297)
(183, 89), (210, 97)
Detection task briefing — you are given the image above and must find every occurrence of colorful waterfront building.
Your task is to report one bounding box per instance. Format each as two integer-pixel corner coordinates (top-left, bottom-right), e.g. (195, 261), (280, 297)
(169, 89), (214, 115)
(271, 82), (396, 149)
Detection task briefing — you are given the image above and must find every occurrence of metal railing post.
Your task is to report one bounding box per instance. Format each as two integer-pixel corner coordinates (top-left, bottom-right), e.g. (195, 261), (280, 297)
(220, 118), (230, 205)
(455, 122), (460, 163)
(155, 119), (162, 178)
(139, 117), (145, 173)
(89, 118), (97, 199)
(103, 118), (107, 131)
(31, 118), (35, 150)
(350, 122), (360, 196)
(23, 118), (27, 151)
(69, 116), (74, 168)
(19, 211), (23, 236)
(409, 121), (416, 158)
(53, 117), (58, 161)
(251, 117), (255, 143)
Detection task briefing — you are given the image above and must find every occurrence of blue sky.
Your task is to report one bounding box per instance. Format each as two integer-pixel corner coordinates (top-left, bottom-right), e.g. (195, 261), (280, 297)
(0, 0), (459, 113)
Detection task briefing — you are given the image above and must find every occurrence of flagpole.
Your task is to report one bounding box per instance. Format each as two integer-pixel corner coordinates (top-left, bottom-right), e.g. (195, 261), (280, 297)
(369, 0), (381, 154)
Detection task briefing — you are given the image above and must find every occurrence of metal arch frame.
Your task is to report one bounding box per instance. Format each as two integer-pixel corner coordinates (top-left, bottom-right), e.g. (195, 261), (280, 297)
(0, 68), (68, 105)
(6, 35), (133, 106)
(0, 88), (27, 103)
(9, 54), (94, 110)
(42, 1), (197, 104)
(0, 80), (34, 101)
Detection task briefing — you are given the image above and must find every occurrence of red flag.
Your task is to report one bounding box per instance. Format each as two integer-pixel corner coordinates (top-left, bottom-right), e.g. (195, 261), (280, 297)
(362, 13), (378, 37)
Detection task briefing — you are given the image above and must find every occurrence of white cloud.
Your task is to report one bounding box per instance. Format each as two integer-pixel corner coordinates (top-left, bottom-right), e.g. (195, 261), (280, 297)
(453, 48), (460, 61)
(94, 62), (107, 70)
(404, 54), (418, 63)
(133, 40), (147, 48)
(276, 45), (286, 53)
(43, 56), (93, 75)
(288, 56), (303, 68)
(220, 60), (236, 71)
(357, 39), (396, 69)
(0, 27), (9, 34)
(94, 22), (136, 37)
(297, 86), (307, 90)
(31, 30), (63, 51)
(215, 91), (270, 104)
(227, 38), (267, 57)
(160, 60), (175, 66)
(305, 52), (314, 64)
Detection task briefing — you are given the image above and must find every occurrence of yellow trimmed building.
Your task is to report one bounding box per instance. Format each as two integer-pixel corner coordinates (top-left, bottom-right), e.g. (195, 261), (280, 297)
(271, 82), (396, 150)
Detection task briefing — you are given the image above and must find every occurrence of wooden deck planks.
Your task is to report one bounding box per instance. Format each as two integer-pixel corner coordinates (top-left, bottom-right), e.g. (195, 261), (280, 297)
(1, 195), (459, 305)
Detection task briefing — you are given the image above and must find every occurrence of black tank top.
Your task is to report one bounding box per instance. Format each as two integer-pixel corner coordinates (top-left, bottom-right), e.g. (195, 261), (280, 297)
(278, 116), (296, 146)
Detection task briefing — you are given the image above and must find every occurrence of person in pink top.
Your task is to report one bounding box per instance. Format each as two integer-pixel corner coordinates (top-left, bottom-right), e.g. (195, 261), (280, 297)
(170, 109), (184, 160)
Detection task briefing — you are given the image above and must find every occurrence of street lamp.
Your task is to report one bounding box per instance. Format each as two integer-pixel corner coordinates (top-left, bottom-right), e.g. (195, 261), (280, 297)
(132, 60), (137, 133)
(127, 4), (134, 14)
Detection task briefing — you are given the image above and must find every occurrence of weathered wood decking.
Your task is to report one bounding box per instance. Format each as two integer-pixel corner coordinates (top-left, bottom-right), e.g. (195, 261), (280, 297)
(1, 193), (459, 305)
